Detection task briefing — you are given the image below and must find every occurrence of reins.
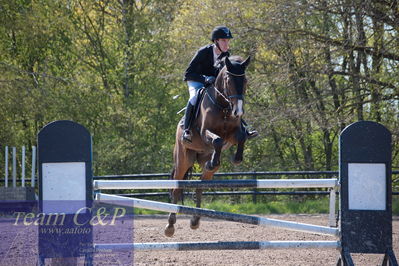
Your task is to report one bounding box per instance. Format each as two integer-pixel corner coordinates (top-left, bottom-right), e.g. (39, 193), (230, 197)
(213, 86), (232, 105)
(205, 86), (231, 137)
(205, 87), (232, 112)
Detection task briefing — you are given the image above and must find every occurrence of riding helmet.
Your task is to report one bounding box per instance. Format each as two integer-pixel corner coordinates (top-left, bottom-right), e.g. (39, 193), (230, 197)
(211, 26), (233, 41)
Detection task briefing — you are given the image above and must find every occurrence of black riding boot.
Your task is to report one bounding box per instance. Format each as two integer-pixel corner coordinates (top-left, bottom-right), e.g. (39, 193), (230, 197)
(182, 102), (195, 143)
(241, 119), (259, 140)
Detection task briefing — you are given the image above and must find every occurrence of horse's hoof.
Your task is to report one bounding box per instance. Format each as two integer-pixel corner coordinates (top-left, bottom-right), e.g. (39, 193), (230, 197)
(190, 219), (200, 230)
(164, 224), (175, 237)
(232, 157), (242, 165)
(205, 160), (219, 171)
(205, 161), (214, 171)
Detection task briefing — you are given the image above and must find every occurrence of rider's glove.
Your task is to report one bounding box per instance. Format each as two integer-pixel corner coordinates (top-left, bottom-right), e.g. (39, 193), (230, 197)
(204, 76), (216, 86)
(217, 51), (230, 60)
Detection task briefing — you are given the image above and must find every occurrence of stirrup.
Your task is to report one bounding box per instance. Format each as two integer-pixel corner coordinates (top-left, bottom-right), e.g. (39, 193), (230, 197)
(182, 129), (192, 143)
(247, 130), (259, 140)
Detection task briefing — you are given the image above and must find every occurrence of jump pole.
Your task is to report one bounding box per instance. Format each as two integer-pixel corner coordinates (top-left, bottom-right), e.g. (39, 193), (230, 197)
(94, 240), (340, 252)
(94, 178), (338, 190)
(96, 193), (339, 236)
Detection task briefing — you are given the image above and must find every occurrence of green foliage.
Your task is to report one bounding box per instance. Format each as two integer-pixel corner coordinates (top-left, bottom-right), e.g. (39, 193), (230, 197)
(0, 0), (398, 177)
(203, 196), (331, 214)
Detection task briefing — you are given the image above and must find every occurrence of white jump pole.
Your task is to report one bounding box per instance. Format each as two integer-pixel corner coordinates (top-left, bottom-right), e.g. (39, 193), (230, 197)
(96, 193), (340, 237)
(94, 240), (341, 252)
(94, 178), (338, 190)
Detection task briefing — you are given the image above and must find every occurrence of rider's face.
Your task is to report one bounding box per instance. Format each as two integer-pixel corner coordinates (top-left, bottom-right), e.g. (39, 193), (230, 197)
(215, 38), (230, 53)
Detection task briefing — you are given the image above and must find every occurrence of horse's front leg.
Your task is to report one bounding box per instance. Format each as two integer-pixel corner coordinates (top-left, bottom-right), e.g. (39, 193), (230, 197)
(204, 129), (224, 171)
(232, 128), (247, 165)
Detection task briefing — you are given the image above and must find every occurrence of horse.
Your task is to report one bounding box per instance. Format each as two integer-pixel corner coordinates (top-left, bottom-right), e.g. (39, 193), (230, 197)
(165, 55), (251, 237)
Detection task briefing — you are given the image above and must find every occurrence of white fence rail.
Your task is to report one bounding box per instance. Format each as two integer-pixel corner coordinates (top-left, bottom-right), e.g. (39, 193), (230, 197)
(2, 146), (36, 188)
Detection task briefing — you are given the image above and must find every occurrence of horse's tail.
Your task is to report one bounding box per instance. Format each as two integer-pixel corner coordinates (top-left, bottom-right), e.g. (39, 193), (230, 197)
(169, 166), (176, 181)
(180, 167), (192, 204)
(168, 166), (192, 204)
(184, 167), (193, 180)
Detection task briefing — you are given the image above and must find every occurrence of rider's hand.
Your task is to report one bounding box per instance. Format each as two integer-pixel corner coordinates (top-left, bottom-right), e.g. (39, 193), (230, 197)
(204, 76), (216, 85)
(217, 51), (230, 60)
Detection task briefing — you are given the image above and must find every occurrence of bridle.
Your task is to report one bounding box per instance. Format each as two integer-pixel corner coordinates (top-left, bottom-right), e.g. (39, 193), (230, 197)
(206, 86), (232, 113)
(219, 69), (246, 100)
(225, 70), (245, 77)
(206, 68), (245, 114)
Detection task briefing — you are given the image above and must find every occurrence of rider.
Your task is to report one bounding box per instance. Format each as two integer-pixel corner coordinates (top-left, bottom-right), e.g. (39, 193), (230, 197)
(182, 25), (258, 143)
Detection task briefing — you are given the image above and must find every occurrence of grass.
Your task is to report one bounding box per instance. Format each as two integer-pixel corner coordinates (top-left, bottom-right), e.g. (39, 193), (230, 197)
(133, 195), (333, 215)
(133, 195), (399, 216)
(393, 196), (399, 215)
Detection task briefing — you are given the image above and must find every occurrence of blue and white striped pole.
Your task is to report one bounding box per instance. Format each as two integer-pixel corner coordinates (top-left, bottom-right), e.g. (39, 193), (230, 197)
(95, 240), (341, 252)
(96, 193), (339, 237)
(94, 178), (338, 190)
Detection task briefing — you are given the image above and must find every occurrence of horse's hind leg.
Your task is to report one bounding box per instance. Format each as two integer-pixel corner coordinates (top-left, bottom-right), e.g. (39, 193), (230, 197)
(190, 153), (219, 230)
(165, 146), (195, 237)
(165, 186), (182, 237)
(165, 167), (187, 237)
(190, 188), (203, 229)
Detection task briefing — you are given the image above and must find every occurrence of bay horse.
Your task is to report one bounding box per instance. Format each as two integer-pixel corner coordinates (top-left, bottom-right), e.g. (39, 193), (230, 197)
(165, 55), (251, 237)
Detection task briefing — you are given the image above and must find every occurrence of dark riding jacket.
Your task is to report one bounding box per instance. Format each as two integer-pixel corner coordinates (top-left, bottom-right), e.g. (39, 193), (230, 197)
(184, 45), (229, 83)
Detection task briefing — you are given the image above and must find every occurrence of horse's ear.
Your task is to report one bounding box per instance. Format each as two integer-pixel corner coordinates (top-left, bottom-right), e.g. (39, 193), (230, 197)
(241, 56), (251, 68)
(224, 56), (233, 70)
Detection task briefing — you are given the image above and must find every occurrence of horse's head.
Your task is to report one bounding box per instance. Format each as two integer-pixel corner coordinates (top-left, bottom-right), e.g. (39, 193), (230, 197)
(216, 55), (251, 119)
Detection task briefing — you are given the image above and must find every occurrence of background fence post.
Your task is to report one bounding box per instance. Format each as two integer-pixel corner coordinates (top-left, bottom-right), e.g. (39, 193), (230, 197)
(31, 146), (36, 188)
(252, 172), (257, 204)
(12, 147), (16, 188)
(5, 146), (8, 187)
(21, 146), (25, 187)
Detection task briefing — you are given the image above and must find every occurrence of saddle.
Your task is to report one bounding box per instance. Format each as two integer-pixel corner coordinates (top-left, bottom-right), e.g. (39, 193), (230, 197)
(194, 87), (207, 119)
(179, 87), (207, 128)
